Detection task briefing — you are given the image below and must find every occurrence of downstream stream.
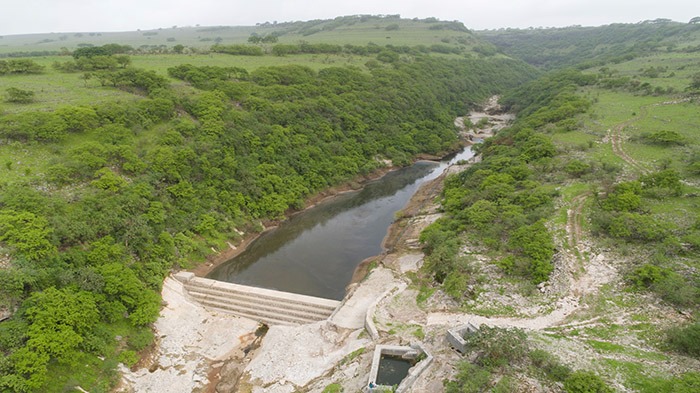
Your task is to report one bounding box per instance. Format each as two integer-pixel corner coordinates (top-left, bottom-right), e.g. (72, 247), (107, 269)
(208, 147), (475, 300)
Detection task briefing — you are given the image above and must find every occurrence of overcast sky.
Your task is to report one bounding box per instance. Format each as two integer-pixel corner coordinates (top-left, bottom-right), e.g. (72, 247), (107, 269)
(1, 0), (698, 36)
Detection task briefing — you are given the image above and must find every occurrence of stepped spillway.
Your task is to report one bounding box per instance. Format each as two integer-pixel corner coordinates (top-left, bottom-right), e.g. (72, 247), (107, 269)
(174, 272), (341, 326)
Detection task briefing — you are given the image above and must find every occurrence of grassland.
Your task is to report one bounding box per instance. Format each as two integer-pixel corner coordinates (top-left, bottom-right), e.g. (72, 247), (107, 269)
(0, 52), (373, 114)
(0, 16), (475, 55)
(596, 51), (700, 91)
(541, 81), (700, 390)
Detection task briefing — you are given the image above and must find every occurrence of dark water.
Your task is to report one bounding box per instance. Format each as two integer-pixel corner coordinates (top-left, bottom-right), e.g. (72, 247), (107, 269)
(208, 147), (475, 300)
(376, 355), (413, 386)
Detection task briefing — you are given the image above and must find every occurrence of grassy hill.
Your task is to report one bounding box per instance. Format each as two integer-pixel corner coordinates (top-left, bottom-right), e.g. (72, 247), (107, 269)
(0, 15), (479, 56)
(478, 20), (700, 69)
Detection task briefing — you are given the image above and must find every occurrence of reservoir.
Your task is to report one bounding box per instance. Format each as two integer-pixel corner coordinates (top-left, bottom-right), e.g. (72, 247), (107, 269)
(207, 147), (475, 300)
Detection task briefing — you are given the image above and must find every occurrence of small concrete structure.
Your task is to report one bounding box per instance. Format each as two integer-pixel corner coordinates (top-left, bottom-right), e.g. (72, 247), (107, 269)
(364, 284), (402, 341)
(174, 272), (340, 326)
(446, 322), (479, 354)
(366, 344), (433, 393)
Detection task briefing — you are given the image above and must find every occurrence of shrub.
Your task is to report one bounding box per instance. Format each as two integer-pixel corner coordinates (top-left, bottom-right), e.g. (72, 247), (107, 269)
(128, 328), (154, 351)
(667, 322), (700, 358)
(564, 371), (613, 393)
(642, 130), (686, 146)
(565, 160), (592, 177)
(444, 362), (491, 393)
(118, 350), (139, 368)
(464, 326), (529, 368)
(5, 87), (35, 104)
(628, 263), (670, 289)
(608, 212), (671, 242)
(529, 348), (572, 381)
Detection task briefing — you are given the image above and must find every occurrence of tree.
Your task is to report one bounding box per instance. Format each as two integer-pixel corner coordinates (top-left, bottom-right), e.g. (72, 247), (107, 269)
(5, 87), (35, 104)
(248, 35), (262, 44)
(173, 44), (185, 54)
(80, 72), (92, 87)
(24, 288), (100, 359)
(115, 55), (132, 68)
(690, 72), (700, 90)
(508, 220), (554, 282)
(0, 210), (56, 262)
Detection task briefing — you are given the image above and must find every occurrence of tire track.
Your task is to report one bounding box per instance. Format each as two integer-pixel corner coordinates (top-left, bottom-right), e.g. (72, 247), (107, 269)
(608, 98), (692, 175)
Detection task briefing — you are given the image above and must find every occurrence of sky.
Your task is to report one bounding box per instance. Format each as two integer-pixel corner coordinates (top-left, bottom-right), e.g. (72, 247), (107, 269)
(0, 0), (698, 36)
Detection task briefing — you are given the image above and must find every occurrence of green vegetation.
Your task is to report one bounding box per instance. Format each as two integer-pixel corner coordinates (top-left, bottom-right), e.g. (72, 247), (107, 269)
(563, 371), (614, 393)
(322, 383), (343, 393)
(479, 21), (700, 70)
(0, 15), (476, 57)
(445, 327), (614, 392)
(4, 87), (35, 104)
(0, 18), (538, 392)
(1, 13), (699, 392)
(429, 18), (700, 392)
(419, 69), (594, 298)
(667, 322), (700, 358)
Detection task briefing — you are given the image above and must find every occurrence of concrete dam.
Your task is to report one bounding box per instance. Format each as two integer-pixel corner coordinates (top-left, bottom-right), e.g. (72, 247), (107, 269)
(174, 272), (341, 325)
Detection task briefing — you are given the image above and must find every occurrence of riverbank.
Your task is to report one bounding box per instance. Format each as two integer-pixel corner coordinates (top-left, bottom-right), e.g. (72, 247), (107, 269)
(189, 150), (460, 278)
(118, 98), (510, 393)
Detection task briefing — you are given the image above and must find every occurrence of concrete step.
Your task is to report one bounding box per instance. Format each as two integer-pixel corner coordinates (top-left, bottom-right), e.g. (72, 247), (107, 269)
(200, 304), (299, 326)
(174, 273), (341, 326)
(188, 293), (319, 325)
(185, 277), (339, 312)
(186, 288), (333, 319)
(187, 289), (329, 323)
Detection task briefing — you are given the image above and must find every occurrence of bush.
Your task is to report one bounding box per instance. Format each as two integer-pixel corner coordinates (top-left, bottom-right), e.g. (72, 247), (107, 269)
(529, 349), (572, 381)
(117, 350), (139, 368)
(128, 328), (154, 351)
(464, 326), (529, 368)
(564, 371), (613, 393)
(5, 87), (35, 104)
(642, 130), (686, 146)
(667, 322), (700, 358)
(444, 362), (491, 393)
(565, 160), (592, 177)
(608, 212), (671, 242)
(628, 263), (670, 289)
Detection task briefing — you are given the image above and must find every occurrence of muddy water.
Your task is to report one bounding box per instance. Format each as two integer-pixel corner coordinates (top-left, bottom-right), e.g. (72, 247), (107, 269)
(207, 147), (475, 300)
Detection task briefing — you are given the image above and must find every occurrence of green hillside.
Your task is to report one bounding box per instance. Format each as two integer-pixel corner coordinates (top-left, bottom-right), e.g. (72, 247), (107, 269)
(478, 19), (700, 69)
(419, 21), (700, 393)
(0, 15), (479, 56)
(0, 16), (537, 392)
(2, 13), (698, 393)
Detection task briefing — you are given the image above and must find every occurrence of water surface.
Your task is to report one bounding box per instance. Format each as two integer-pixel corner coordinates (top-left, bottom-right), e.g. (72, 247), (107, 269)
(208, 147), (474, 300)
(376, 355), (413, 387)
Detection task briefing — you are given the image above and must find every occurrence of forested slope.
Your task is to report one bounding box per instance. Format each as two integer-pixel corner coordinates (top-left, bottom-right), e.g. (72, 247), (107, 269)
(478, 19), (700, 69)
(0, 20), (537, 392)
(419, 20), (700, 393)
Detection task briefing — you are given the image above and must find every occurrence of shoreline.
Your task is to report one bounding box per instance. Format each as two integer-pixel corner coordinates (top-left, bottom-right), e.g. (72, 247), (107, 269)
(122, 99), (514, 392)
(187, 147), (463, 279)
